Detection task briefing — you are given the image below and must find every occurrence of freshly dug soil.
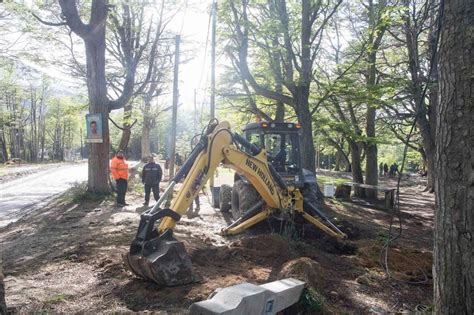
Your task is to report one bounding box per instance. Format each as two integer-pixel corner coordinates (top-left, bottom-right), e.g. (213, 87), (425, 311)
(278, 257), (324, 291)
(1, 175), (435, 313)
(357, 242), (433, 282)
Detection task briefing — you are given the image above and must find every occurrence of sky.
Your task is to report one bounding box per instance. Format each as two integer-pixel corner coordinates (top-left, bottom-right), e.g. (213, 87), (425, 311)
(168, 0), (215, 112)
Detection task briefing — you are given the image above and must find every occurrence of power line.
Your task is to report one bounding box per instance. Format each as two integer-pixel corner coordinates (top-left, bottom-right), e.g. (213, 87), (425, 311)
(178, 0), (189, 36)
(197, 1), (213, 93)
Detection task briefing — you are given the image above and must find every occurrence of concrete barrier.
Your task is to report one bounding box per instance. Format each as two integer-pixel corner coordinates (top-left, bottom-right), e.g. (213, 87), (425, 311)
(189, 278), (305, 315)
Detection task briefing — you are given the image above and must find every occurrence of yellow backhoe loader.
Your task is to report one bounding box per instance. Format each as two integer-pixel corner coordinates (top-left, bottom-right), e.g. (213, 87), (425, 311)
(123, 120), (346, 286)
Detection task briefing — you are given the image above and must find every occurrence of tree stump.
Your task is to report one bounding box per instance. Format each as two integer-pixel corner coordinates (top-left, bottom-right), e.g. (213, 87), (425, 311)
(335, 184), (351, 199)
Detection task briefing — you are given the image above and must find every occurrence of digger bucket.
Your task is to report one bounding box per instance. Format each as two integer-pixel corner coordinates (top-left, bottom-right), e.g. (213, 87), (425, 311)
(123, 209), (195, 286)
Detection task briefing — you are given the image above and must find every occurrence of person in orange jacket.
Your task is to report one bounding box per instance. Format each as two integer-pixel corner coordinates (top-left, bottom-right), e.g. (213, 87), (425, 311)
(110, 150), (129, 207)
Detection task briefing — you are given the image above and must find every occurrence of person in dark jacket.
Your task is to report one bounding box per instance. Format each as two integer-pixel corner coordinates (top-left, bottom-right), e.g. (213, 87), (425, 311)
(141, 156), (163, 206)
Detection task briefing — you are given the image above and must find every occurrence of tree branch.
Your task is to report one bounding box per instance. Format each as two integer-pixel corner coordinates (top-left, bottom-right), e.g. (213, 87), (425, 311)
(31, 12), (67, 27)
(58, 0), (90, 38)
(109, 117), (137, 131)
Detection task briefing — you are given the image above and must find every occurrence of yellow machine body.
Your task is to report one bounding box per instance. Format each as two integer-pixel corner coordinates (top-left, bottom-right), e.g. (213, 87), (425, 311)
(124, 121), (346, 286)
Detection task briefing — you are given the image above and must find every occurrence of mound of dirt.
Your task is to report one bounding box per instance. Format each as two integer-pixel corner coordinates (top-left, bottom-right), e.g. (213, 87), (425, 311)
(230, 234), (297, 265)
(336, 219), (364, 239)
(233, 234), (289, 252)
(278, 257), (324, 292)
(357, 243), (432, 282)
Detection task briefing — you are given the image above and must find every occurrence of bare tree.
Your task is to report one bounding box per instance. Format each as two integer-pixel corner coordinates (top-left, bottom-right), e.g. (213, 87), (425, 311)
(106, 0), (171, 151)
(33, 0), (171, 193)
(364, 0), (387, 198)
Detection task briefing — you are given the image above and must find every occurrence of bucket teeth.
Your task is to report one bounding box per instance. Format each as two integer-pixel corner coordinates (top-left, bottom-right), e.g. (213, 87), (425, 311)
(123, 237), (195, 287)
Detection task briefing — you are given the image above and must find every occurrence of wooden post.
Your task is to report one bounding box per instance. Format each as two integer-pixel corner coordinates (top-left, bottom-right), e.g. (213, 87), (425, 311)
(193, 89), (197, 135)
(80, 128), (83, 159)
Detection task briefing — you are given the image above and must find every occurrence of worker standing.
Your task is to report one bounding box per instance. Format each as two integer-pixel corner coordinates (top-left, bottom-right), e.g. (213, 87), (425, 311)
(142, 155), (163, 207)
(111, 150), (129, 207)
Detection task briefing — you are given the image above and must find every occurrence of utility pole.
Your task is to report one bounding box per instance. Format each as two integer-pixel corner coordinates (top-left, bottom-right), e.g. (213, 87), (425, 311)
(169, 35), (181, 180)
(210, 0), (216, 120)
(80, 128), (83, 160)
(193, 89), (197, 135)
(209, 0), (217, 189)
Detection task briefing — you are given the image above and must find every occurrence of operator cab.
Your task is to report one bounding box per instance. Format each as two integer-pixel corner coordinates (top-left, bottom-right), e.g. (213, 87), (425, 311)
(243, 121), (305, 187)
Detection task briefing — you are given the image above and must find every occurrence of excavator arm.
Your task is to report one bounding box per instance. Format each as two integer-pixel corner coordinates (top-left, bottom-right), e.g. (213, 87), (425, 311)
(158, 121), (286, 233)
(124, 121), (346, 286)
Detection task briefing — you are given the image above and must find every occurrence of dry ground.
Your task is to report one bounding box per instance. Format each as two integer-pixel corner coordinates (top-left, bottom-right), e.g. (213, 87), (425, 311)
(0, 171), (434, 313)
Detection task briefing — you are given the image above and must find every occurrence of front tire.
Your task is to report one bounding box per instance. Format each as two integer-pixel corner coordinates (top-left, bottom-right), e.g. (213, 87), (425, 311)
(219, 184), (232, 212)
(231, 180), (260, 220)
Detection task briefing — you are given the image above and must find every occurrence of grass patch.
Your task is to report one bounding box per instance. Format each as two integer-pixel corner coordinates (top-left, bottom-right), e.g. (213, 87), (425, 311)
(45, 293), (72, 305)
(64, 182), (114, 203)
(281, 221), (303, 242)
(292, 287), (326, 314)
(317, 175), (347, 187)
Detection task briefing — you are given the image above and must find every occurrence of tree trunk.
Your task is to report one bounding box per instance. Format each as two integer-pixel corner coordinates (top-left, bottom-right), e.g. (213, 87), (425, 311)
(434, 0), (473, 313)
(39, 96), (46, 162)
(403, 0), (436, 193)
(141, 120), (151, 160)
(0, 133), (8, 163)
(365, 52), (378, 199)
(365, 115), (377, 197)
(118, 104), (133, 150)
(423, 140), (435, 191)
(85, 35), (111, 194)
(141, 86), (156, 160)
(349, 141), (364, 197)
(274, 102), (285, 122)
(334, 150), (341, 171)
(426, 0), (440, 193)
(365, 0), (386, 199)
(296, 92), (316, 173)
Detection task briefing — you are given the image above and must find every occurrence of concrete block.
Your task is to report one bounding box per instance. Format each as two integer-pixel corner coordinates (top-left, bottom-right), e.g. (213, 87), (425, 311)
(260, 278), (305, 314)
(189, 282), (266, 315)
(189, 278), (305, 315)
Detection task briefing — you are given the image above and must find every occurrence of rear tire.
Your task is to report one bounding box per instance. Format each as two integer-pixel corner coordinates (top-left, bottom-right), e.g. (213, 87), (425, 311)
(302, 181), (323, 208)
(302, 183), (319, 206)
(219, 184), (232, 212)
(231, 184), (240, 220)
(231, 180), (260, 220)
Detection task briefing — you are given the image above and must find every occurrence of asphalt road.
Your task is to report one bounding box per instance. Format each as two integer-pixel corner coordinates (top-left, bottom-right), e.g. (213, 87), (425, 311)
(0, 163), (88, 228)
